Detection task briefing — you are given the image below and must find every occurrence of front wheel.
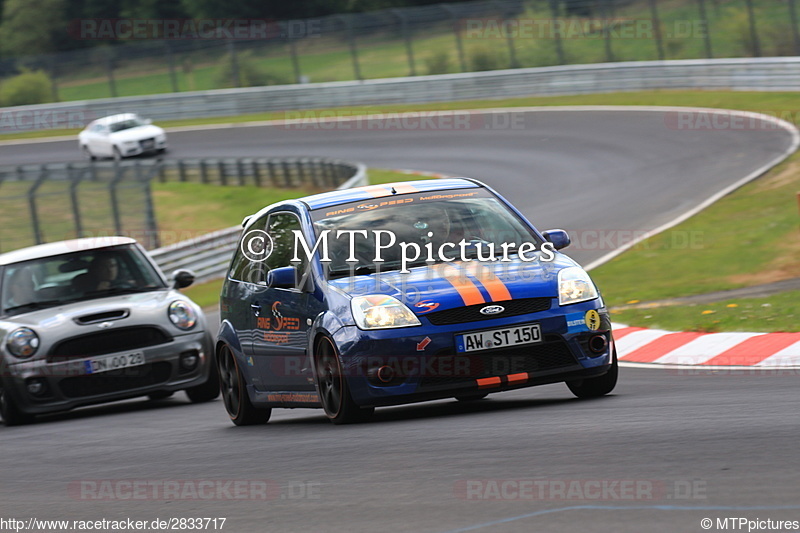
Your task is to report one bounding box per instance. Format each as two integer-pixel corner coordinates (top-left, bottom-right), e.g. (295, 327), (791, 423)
(0, 384), (34, 426)
(112, 146), (123, 161)
(315, 337), (373, 425)
(218, 345), (270, 426)
(566, 351), (618, 399)
(82, 145), (96, 161)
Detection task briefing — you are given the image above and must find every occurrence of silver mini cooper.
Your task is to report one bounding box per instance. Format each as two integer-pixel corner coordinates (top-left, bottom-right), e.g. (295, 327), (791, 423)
(0, 237), (219, 425)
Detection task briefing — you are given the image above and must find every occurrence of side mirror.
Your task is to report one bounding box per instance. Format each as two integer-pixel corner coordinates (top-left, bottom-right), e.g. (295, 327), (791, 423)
(172, 269), (195, 289)
(144, 118), (153, 125)
(266, 266), (298, 290)
(542, 229), (571, 250)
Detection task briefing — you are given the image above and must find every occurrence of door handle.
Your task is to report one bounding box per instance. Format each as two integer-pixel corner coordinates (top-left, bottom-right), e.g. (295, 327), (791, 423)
(250, 304), (261, 316)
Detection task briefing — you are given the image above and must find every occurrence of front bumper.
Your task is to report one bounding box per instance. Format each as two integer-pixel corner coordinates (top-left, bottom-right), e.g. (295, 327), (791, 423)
(331, 300), (614, 407)
(2, 330), (212, 415)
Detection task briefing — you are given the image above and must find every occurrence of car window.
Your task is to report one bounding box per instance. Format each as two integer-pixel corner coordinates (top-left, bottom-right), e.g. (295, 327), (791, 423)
(109, 118), (145, 133)
(311, 189), (540, 276)
(266, 213), (305, 272)
(229, 214), (269, 284)
(0, 244), (166, 317)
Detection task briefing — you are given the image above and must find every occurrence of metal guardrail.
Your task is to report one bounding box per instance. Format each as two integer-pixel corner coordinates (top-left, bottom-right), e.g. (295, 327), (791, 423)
(0, 157), (366, 265)
(149, 161), (367, 283)
(2, 57), (800, 134)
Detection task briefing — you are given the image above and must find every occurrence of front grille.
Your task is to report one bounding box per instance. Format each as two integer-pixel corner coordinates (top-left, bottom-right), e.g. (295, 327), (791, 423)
(58, 362), (172, 398)
(425, 297), (551, 326)
(49, 327), (172, 360)
(139, 138), (155, 150)
(419, 336), (579, 388)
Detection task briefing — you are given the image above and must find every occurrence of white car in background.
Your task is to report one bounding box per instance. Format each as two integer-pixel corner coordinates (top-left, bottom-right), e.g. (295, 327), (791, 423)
(79, 113), (167, 160)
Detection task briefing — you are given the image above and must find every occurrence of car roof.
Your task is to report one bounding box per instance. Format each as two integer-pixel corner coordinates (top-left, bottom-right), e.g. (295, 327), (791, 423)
(300, 178), (481, 210)
(92, 113), (141, 126)
(0, 237), (137, 266)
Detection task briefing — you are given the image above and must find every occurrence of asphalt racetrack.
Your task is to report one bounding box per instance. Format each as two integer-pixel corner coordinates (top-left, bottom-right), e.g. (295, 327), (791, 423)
(0, 108), (798, 533)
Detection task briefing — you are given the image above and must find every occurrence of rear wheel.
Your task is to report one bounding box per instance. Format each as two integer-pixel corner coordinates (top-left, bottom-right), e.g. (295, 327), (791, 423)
(566, 351), (618, 399)
(218, 345), (270, 426)
(0, 384), (34, 426)
(315, 337), (373, 425)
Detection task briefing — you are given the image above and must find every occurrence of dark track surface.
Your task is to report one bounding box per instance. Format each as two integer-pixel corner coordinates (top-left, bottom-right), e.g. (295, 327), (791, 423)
(0, 109), (797, 532)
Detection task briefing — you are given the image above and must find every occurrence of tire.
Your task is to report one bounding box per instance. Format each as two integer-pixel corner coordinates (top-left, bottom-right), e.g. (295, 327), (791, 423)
(147, 391), (174, 401)
(185, 354), (221, 403)
(218, 345), (270, 426)
(112, 146), (123, 161)
(82, 145), (96, 161)
(0, 383), (34, 426)
(566, 350), (618, 399)
(455, 393), (489, 402)
(314, 337), (374, 425)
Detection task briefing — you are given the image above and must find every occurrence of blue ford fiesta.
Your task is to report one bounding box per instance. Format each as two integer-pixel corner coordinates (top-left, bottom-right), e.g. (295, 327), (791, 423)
(217, 178), (616, 425)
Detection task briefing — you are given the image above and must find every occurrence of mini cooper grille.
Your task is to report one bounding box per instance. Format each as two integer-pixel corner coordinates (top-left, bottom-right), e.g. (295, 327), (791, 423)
(58, 362), (172, 398)
(419, 336), (579, 388)
(424, 298), (552, 326)
(49, 327), (173, 360)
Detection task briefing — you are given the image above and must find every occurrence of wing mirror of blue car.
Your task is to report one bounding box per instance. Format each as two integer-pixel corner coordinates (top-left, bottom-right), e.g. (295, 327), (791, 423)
(542, 229), (571, 250)
(267, 266), (299, 290)
(172, 269), (196, 289)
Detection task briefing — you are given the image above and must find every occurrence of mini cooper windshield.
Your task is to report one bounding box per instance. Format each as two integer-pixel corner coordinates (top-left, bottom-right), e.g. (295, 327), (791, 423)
(311, 189), (545, 278)
(1, 245), (166, 316)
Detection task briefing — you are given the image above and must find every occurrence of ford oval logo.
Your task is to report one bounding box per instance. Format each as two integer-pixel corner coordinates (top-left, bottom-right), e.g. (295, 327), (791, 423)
(479, 305), (505, 316)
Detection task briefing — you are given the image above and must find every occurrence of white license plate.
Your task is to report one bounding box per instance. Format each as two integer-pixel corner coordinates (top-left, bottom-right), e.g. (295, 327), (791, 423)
(84, 352), (145, 374)
(456, 323), (542, 353)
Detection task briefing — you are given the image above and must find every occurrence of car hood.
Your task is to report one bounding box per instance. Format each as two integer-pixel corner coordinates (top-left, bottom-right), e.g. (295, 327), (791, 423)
(1, 290), (197, 332)
(328, 254), (580, 315)
(109, 125), (164, 142)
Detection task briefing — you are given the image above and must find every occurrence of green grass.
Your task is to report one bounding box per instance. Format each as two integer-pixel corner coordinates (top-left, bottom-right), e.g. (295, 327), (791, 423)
(4, 90), (800, 142)
(180, 167), (417, 308)
(591, 151), (800, 308)
(610, 290), (800, 333)
(25, 0), (800, 104)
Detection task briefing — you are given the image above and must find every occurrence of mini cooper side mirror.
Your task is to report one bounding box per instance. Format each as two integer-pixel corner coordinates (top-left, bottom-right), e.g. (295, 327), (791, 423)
(172, 269), (196, 289)
(542, 229), (571, 250)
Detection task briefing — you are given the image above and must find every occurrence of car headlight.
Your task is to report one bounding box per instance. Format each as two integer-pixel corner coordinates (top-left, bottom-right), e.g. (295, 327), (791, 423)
(168, 301), (197, 330)
(351, 295), (421, 330)
(558, 267), (599, 306)
(6, 327), (39, 358)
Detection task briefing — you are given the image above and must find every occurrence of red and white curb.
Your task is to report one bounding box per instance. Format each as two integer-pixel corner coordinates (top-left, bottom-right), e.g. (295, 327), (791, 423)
(612, 323), (800, 368)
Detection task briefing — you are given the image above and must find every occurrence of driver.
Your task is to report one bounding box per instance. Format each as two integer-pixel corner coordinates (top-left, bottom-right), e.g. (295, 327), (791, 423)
(72, 253), (130, 292)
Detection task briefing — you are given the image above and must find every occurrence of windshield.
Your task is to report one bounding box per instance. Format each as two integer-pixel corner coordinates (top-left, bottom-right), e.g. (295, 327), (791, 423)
(311, 188), (542, 277)
(0, 244), (166, 316)
(109, 117), (146, 132)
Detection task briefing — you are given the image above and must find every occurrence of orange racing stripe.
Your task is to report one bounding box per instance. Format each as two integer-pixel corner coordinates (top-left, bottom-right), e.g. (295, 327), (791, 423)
(441, 266), (485, 306)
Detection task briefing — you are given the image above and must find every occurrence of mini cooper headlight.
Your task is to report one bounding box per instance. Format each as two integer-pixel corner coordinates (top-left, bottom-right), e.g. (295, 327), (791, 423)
(6, 327), (39, 358)
(351, 295), (421, 330)
(168, 301), (197, 330)
(558, 266), (599, 306)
